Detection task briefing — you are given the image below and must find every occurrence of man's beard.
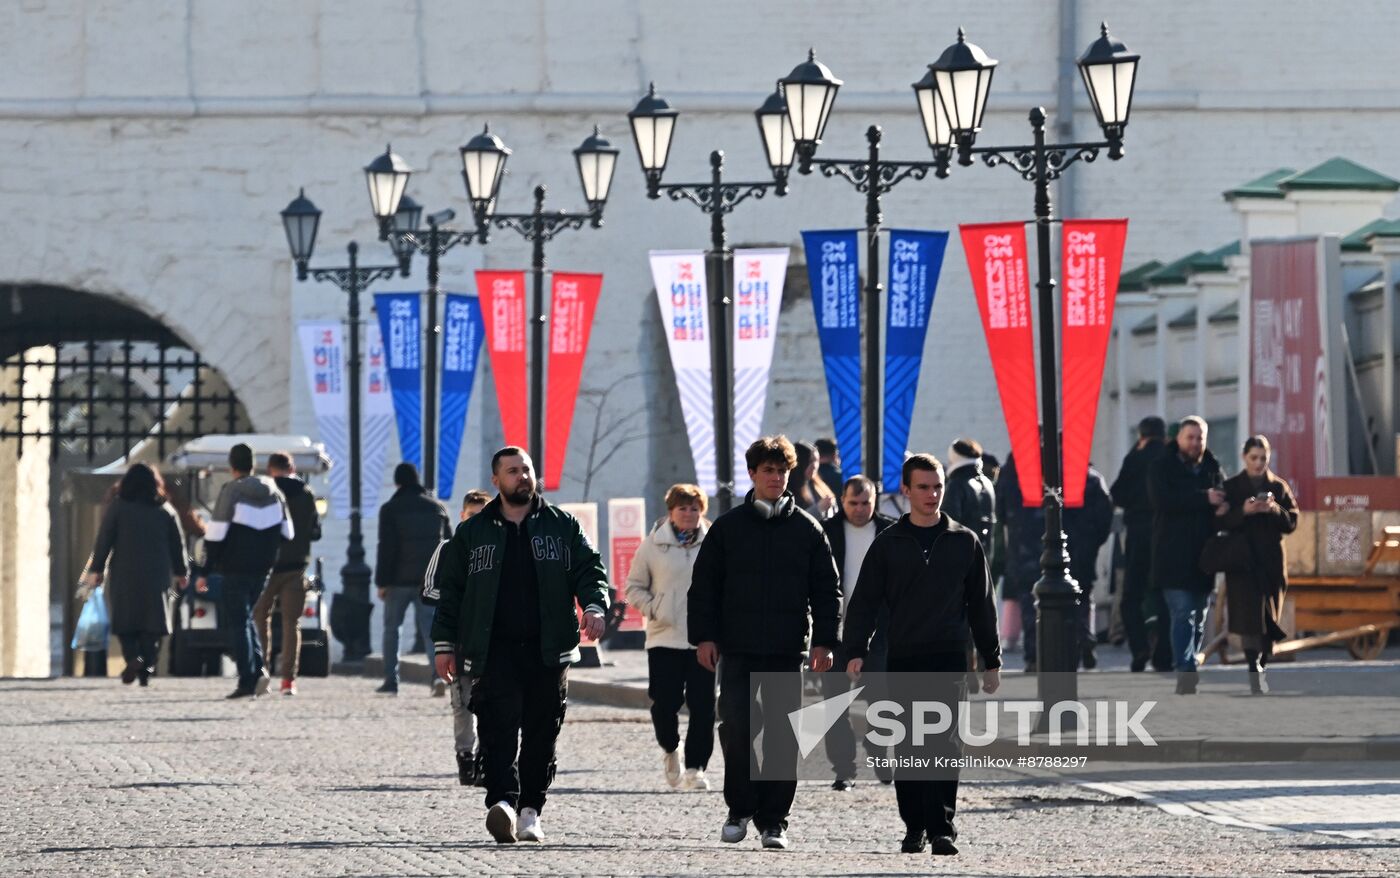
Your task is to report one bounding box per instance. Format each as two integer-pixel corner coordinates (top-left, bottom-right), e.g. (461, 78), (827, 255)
(504, 482), (535, 506)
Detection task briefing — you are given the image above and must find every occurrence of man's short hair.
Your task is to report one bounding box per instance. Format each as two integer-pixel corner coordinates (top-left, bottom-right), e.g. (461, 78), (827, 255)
(228, 443), (254, 473)
(491, 446), (530, 474)
(1178, 415), (1208, 435)
(842, 475), (876, 497)
(664, 483), (708, 513)
(393, 462), (421, 488)
(266, 451), (293, 473)
(462, 489), (491, 509)
(951, 438), (983, 459)
(901, 453), (944, 487)
(814, 437), (838, 458)
(744, 435), (798, 473)
(1137, 416), (1166, 440)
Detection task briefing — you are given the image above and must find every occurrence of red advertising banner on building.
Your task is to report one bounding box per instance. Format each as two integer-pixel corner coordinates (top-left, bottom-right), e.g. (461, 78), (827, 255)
(1060, 219), (1128, 507)
(1250, 239), (1329, 509)
(607, 498), (648, 631)
(476, 270), (530, 450)
(960, 222), (1042, 507)
(544, 272), (603, 491)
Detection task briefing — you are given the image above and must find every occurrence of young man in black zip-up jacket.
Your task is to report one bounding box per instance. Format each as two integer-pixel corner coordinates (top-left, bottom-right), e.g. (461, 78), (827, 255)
(688, 435), (842, 851)
(843, 453), (1001, 858)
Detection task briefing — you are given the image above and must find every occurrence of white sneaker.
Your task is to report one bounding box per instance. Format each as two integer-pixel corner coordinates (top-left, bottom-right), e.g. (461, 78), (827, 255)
(662, 750), (682, 788)
(681, 767), (709, 790)
(431, 678), (448, 697)
(517, 807), (544, 843)
(486, 801), (517, 844)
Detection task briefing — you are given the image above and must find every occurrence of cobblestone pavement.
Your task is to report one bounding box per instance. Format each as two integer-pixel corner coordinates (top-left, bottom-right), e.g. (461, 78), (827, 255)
(3, 677), (1396, 877)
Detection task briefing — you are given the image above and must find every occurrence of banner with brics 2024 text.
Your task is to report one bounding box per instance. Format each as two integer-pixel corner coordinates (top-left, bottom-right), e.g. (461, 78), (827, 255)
(801, 230), (862, 482)
(374, 292), (423, 479)
(731, 249), (788, 496)
(437, 293), (485, 501)
(960, 222), (1041, 507)
(545, 272), (603, 491)
(883, 229), (947, 490)
(650, 250), (716, 496)
(476, 271), (530, 452)
(1060, 219), (1127, 507)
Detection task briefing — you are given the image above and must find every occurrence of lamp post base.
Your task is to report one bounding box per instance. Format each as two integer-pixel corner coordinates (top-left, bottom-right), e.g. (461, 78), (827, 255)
(1033, 574), (1081, 734)
(334, 560), (375, 662)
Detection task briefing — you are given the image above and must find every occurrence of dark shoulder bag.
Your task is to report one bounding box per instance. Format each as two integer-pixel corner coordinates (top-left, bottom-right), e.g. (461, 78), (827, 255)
(1200, 528), (1253, 575)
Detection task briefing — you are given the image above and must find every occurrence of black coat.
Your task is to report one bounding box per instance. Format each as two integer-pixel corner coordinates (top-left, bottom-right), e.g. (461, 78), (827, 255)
(1219, 470), (1298, 640)
(90, 499), (188, 636)
(942, 459), (997, 564)
(375, 486), (452, 588)
(997, 456), (1114, 594)
(688, 491), (842, 656)
(273, 476), (322, 572)
(1148, 441), (1225, 593)
(842, 515), (1001, 668)
(1111, 439), (1167, 534)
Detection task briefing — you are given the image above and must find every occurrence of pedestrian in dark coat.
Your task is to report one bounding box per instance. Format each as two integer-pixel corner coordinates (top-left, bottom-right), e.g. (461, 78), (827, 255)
(1110, 416), (1172, 671)
(1218, 434), (1297, 694)
(83, 463), (188, 686)
(1147, 416), (1226, 693)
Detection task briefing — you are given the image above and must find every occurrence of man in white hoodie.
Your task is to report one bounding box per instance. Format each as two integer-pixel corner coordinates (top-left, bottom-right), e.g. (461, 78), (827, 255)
(624, 483), (715, 791)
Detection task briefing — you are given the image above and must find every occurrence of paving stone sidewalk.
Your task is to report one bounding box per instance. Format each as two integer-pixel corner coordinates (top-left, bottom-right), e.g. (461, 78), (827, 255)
(2, 676), (1395, 877)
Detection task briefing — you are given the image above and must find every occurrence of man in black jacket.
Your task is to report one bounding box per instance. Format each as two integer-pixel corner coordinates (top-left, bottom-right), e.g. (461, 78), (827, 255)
(1147, 416), (1226, 694)
(375, 462), (452, 696)
(844, 453), (1001, 858)
(942, 438), (996, 559)
(252, 451), (322, 696)
(820, 475), (895, 789)
(1110, 416), (1172, 672)
(689, 435), (841, 851)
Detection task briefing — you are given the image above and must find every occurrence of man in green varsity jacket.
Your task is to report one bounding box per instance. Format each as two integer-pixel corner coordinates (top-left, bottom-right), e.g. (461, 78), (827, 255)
(431, 446), (609, 846)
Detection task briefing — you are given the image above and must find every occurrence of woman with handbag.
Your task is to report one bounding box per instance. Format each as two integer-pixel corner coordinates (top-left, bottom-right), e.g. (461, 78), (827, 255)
(81, 463), (189, 686)
(1218, 435), (1297, 694)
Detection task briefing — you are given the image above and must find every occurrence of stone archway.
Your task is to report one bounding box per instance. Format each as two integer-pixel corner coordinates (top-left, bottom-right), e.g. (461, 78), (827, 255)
(0, 284), (254, 677)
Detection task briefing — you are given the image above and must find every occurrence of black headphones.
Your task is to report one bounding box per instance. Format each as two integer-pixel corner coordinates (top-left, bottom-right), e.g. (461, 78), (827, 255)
(752, 494), (793, 520)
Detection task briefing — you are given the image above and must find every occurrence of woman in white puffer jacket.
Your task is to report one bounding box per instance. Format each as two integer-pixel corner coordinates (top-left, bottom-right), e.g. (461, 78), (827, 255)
(624, 483), (715, 791)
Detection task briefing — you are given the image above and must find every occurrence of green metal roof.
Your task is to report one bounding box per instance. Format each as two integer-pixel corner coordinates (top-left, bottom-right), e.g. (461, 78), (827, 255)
(1147, 251), (1206, 286)
(1365, 218), (1400, 241)
(1208, 301), (1239, 324)
(1131, 314), (1158, 336)
(1119, 260), (1164, 292)
(1167, 307), (1198, 330)
(1223, 168), (1295, 201)
(1342, 218), (1396, 251)
(1190, 240), (1240, 272)
(1277, 157), (1400, 192)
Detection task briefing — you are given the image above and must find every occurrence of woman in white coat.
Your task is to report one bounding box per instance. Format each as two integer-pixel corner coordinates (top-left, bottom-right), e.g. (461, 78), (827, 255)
(624, 484), (715, 790)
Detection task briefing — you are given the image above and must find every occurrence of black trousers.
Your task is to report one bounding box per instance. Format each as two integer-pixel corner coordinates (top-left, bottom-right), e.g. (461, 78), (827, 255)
(717, 652), (802, 831)
(469, 641), (568, 813)
(820, 645), (888, 779)
(647, 646), (716, 769)
(888, 652), (966, 840)
(118, 633), (161, 673)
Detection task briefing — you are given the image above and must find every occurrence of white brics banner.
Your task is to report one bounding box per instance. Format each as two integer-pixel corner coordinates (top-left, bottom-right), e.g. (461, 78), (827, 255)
(731, 248), (788, 497)
(360, 321), (395, 517)
(650, 250), (716, 495)
(607, 498), (648, 633)
(297, 321), (352, 518)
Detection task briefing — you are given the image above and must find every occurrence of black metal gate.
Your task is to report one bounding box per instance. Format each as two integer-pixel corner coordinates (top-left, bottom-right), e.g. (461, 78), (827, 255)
(1, 324), (250, 465)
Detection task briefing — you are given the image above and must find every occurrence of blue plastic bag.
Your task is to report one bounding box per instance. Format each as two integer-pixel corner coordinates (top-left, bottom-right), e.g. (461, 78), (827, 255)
(71, 585), (110, 652)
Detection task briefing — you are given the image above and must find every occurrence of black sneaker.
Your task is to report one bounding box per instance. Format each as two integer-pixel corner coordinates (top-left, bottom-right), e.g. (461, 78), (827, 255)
(375, 682), (399, 696)
(225, 687), (255, 700)
(930, 835), (959, 856)
(901, 830), (927, 853)
(456, 750), (477, 787)
(720, 814), (751, 844)
(831, 778), (853, 791)
(760, 827), (789, 850)
(1130, 655), (1148, 673)
(1081, 647), (1098, 670)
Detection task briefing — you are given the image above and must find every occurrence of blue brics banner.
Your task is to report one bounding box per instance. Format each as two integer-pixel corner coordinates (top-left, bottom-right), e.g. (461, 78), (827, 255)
(374, 292), (423, 478)
(802, 230), (863, 481)
(438, 293), (485, 501)
(883, 229), (948, 488)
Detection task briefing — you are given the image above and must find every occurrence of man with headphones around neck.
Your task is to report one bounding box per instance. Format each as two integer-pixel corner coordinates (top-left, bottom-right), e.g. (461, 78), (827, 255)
(688, 435), (842, 851)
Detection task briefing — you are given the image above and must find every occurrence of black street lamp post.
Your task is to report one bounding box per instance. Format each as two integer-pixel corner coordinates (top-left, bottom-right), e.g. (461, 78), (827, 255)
(929, 24), (1139, 698)
(463, 125), (619, 476)
(779, 50), (958, 492)
(627, 82), (795, 513)
(279, 189), (409, 660)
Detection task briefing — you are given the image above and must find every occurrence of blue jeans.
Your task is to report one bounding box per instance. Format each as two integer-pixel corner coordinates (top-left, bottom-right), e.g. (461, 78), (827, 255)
(1163, 588), (1211, 672)
(382, 587), (436, 687)
(219, 572), (268, 689)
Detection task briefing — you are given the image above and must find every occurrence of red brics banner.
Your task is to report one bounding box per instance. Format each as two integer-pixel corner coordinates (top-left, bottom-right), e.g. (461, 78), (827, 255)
(1060, 219), (1128, 507)
(476, 270), (530, 450)
(1250, 239), (1329, 508)
(961, 222), (1041, 507)
(544, 272), (603, 491)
